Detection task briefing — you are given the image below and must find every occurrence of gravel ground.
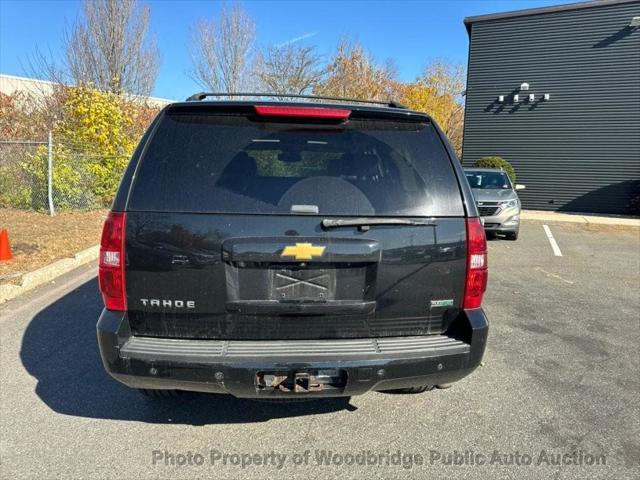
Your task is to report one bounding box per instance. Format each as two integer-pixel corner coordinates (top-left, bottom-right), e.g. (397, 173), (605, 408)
(0, 208), (107, 284)
(0, 220), (638, 479)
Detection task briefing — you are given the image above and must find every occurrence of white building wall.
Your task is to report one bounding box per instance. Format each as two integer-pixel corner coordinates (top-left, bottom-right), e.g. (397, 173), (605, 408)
(0, 73), (173, 107)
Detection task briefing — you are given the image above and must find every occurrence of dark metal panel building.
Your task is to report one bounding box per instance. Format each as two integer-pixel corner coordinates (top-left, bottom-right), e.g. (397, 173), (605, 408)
(462, 0), (640, 214)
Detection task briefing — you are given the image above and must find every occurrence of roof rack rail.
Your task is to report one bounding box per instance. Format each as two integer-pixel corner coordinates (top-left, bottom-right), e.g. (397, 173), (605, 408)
(185, 92), (407, 109)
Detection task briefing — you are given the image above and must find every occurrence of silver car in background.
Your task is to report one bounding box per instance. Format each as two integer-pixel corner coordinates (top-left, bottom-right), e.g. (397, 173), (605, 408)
(464, 168), (525, 240)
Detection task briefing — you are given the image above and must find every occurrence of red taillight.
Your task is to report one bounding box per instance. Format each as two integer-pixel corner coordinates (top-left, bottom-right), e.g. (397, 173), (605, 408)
(254, 105), (351, 119)
(464, 217), (488, 309)
(98, 211), (127, 311)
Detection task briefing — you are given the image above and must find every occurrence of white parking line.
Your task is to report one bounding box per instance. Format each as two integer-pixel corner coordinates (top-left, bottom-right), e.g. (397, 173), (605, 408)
(542, 224), (563, 257)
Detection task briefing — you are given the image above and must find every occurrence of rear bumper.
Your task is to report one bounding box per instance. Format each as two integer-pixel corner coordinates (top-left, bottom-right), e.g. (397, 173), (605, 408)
(97, 309), (489, 398)
(483, 223), (519, 234)
(482, 207), (520, 233)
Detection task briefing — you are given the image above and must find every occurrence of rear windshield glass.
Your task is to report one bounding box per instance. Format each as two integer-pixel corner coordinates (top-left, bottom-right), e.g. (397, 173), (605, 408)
(465, 171), (512, 190)
(128, 112), (463, 216)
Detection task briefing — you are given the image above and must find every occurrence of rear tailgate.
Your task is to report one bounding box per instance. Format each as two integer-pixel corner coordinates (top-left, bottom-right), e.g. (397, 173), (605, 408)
(123, 104), (467, 340)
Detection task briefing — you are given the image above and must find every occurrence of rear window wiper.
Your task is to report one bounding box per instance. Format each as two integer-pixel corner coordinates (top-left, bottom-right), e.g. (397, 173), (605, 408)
(322, 217), (436, 231)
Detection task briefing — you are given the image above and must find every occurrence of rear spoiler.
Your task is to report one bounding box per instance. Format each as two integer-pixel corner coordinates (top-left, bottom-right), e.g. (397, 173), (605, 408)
(185, 92), (407, 109)
(165, 101), (432, 123)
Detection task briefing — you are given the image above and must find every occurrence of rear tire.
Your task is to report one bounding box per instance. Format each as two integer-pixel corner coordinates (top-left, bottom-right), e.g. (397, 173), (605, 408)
(505, 231), (519, 241)
(384, 385), (435, 394)
(140, 388), (180, 399)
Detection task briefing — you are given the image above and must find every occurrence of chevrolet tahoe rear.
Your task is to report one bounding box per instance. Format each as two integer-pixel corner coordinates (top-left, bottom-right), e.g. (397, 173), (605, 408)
(96, 95), (489, 399)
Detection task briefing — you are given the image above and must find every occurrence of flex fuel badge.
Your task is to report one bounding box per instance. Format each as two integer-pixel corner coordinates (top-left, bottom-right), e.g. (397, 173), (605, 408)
(430, 299), (454, 308)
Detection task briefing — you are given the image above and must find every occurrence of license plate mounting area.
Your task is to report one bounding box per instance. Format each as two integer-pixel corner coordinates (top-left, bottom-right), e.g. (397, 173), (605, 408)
(272, 267), (334, 302)
(255, 369), (346, 394)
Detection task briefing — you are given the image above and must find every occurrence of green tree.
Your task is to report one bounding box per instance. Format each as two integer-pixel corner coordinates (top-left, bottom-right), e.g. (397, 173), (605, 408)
(475, 156), (516, 183)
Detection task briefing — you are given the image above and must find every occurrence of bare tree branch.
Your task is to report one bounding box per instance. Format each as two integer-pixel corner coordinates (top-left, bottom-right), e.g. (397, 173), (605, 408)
(28, 0), (159, 97)
(189, 2), (256, 93)
(255, 44), (324, 95)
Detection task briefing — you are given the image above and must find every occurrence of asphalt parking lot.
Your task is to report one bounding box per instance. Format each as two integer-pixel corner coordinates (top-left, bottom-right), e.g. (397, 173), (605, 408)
(1, 220), (638, 479)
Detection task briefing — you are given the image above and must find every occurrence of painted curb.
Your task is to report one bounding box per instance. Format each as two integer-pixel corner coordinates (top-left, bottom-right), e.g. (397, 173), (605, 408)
(0, 245), (99, 304)
(521, 210), (640, 227)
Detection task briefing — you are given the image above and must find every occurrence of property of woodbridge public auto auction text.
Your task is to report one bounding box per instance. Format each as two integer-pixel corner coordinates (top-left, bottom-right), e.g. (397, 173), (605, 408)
(151, 449), (606, 470)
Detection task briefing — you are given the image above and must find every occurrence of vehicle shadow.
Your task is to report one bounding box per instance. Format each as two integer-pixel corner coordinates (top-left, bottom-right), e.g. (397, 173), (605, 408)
(19, 278), (354, 425)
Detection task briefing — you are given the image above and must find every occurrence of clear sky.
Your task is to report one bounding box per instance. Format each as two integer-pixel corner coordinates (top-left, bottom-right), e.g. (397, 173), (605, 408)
(0, 0), (562, 100)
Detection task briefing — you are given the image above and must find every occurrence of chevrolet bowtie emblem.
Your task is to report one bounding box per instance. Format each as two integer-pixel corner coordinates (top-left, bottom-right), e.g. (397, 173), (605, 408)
(281, 243), (326, 261)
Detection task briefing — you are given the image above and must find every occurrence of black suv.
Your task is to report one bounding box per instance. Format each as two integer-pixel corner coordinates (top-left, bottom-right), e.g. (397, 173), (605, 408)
(97, 94), (489, 399)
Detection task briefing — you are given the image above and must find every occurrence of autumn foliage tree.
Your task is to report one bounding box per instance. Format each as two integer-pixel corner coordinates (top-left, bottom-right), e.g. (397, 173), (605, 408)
(0, 92), (47, 139)
(55, 88), (138, 203)
(314, 39), (397, 101)
(17, 88), (136, 208)
(1, 88), (159, 209)
(401, 61), (466, 156)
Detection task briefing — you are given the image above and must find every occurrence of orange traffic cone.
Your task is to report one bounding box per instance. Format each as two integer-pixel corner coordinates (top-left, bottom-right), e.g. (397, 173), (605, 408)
(0, 229), (13, 261)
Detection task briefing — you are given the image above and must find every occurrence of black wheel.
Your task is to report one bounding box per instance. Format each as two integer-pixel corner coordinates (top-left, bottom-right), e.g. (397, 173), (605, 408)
(140, 388), (180, 398)
(505, 231), (519, 241)
(383, 385), (435, 394)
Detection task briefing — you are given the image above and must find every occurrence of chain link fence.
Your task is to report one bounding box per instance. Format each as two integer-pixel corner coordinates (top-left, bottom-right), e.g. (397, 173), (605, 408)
(0, 134), (100, 214)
